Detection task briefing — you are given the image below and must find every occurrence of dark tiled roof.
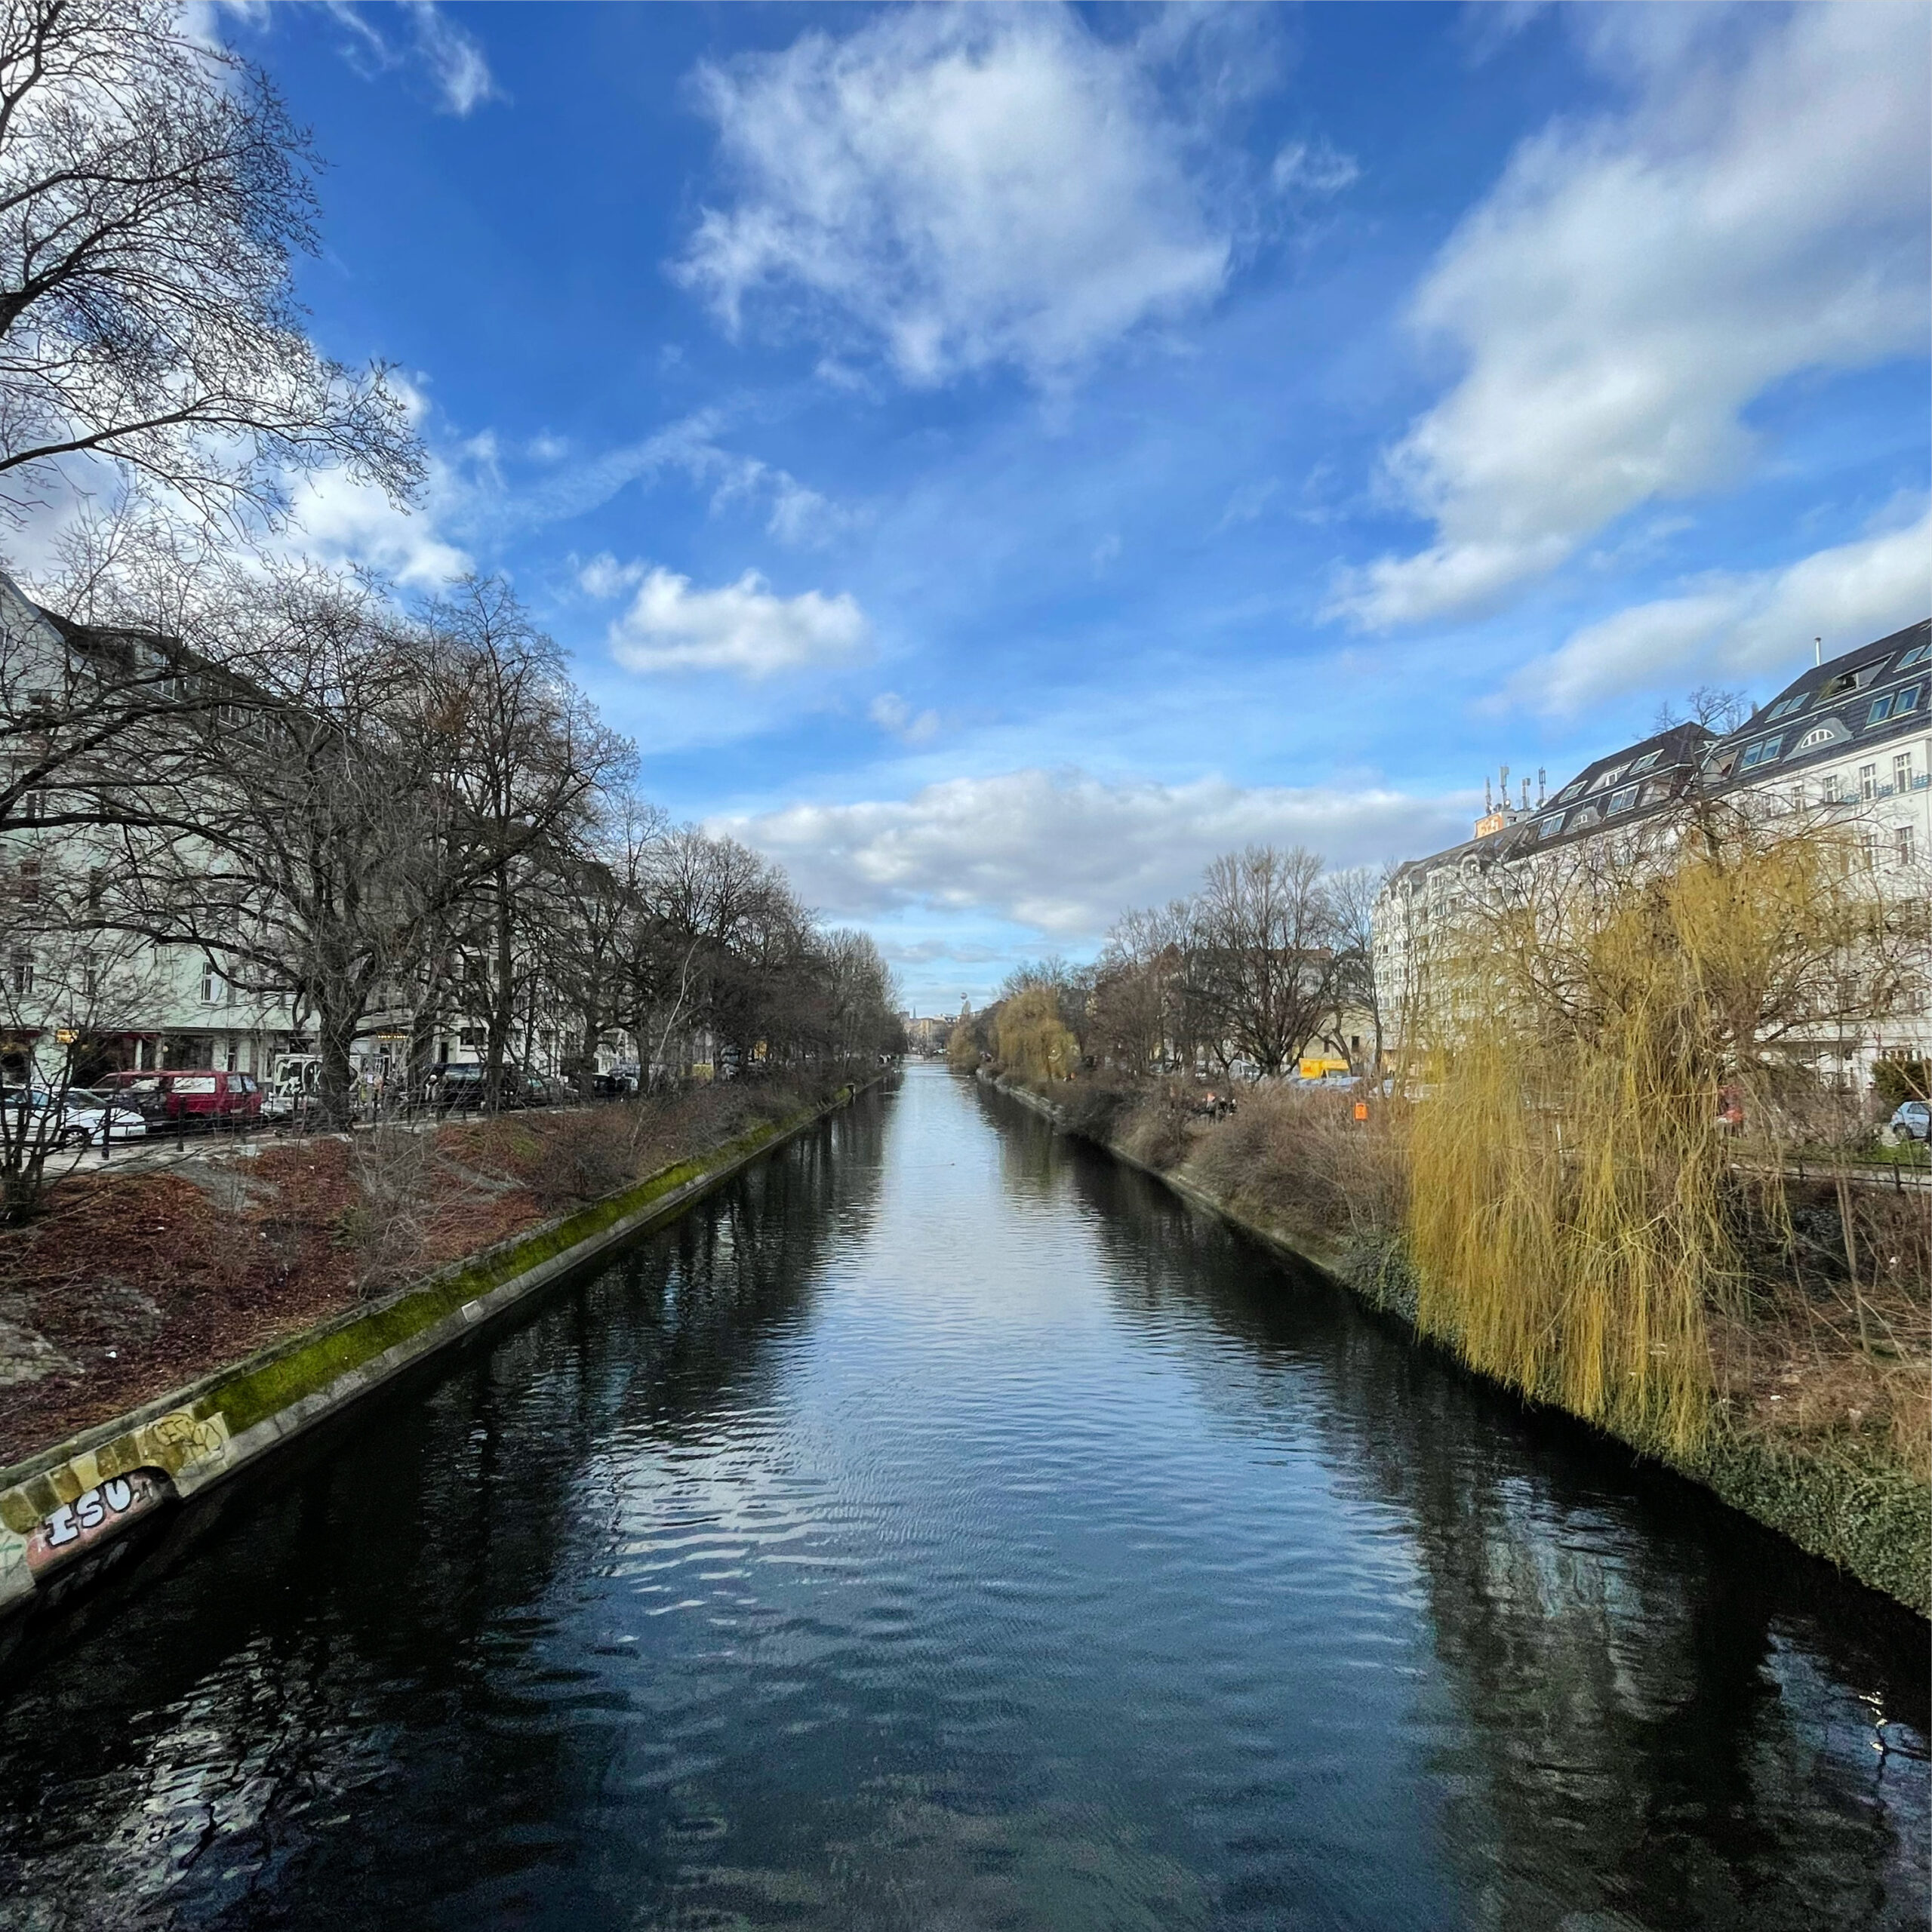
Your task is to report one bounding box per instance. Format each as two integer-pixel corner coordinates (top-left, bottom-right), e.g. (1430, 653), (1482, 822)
(1390, 617), (1931, 890)
(1700, 619), (1930, 788)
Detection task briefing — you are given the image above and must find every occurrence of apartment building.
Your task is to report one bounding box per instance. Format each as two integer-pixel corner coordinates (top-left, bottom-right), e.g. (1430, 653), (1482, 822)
(1374, 620), (1932, 1085)
(2, 571), (635, 1095)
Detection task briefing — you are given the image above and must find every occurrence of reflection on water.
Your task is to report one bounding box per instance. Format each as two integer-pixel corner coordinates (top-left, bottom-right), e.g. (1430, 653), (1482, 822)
(0, 1069), (1923, 1930)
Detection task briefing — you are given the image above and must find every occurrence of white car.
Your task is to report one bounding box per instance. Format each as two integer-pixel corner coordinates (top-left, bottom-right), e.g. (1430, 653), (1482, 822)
(0, 1087), (149, 1147)
(1891, 1100), (1930, 1145)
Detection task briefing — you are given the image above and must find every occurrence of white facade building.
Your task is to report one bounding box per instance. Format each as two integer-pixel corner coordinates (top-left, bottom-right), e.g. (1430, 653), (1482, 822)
(1374, 621), (1932, 1085)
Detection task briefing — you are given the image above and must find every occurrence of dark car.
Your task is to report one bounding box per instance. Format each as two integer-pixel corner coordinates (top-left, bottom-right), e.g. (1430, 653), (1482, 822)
(421, 1062), (490, 1109)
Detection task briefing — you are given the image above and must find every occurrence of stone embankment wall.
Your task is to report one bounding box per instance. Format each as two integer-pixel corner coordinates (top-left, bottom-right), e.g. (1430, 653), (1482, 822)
(0, 1083), (874, 1620)
(983, 1071), (1930, 1617)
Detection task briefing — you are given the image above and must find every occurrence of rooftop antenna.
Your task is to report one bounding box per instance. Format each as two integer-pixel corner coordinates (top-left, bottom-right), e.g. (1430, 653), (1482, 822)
(1520, 777), (1530, 811)
(1484, 776), (1494, 811)
(1537, 766), (1547, 805)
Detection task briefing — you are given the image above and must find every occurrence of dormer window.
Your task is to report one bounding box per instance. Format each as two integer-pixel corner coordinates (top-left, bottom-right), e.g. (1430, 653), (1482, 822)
(1867, 683), (1922, 725)
(1821, 660), (1887, 698)
(1897, 641), (1930, 671)
(1739, 735), (1783, 769)
(1626, 749), (1663, 775)
(1606, 784), (1638, 814)
(1553, 780), (1585, 804)
(1592, 764), (1626, 792)
(1764, 692), (1810, 722)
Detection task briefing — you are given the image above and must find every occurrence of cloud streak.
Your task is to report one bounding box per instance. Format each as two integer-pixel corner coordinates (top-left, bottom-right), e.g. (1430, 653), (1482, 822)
(1509, 503), (1932, 716)
(718, 768), (1469, 939)
(1336, 5), (1930, 627)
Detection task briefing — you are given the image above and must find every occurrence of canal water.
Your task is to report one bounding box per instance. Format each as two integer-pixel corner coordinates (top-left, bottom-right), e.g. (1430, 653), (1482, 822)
(0, 1067), (1924, 1930)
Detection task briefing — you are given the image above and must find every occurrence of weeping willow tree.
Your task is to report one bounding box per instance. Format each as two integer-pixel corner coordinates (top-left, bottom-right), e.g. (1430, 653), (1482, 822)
(996, 986), (1081, 1084)
(1405, 801), (1927, 1456)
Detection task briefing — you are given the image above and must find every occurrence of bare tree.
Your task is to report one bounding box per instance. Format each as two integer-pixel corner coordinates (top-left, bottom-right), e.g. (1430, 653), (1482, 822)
(0, 834), (154, 1218)
(106, 567), (457, 1127)
(0, 0), (420, 528)
(1325, 862), (1390, 1080)
(1190, 844), (1340, 1078)
(426, 577), (634, 1109)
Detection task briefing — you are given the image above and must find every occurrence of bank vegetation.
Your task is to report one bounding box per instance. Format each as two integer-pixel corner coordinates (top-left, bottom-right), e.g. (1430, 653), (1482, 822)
(966, 822), (1931, 1607)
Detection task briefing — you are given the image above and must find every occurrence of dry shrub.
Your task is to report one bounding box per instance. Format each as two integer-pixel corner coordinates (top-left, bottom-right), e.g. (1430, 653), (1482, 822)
(1189, 1086), (1407, 1241)
(343, 1122), (432, 1294)
(528, 1107), (638, 1211)
(1117, 1084), (1197, 1171)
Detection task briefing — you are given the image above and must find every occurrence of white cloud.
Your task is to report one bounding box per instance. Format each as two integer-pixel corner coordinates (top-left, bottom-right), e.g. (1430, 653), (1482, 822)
(869, 691), (941, 745)
(675, 6), (1231, 386)
(282, 463), (471, 588)
(1509, 503), (1932, 716)
(406, 2), (500, 115)
(1336, 5), (1930, 627)
(321, 2), (500, 116)
(717, 769), (1469, 938)
(1270, 140), (1358, 197)
(608, 568), (870, 681)
(1216, 478), (1281, 531)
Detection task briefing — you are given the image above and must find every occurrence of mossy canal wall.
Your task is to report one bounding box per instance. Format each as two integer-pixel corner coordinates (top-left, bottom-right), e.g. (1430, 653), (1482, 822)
(983, 1072), (1930, 1617)
(0, 1083), (875, 1620)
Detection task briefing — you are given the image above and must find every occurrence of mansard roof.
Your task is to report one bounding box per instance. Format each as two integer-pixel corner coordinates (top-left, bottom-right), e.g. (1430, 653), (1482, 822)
(1699, 619), (1930, 789)
(1386, 617), (1931, 893)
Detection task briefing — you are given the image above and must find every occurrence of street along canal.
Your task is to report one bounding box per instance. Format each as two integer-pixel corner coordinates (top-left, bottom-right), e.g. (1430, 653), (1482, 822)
(0, 1066), (1924, 1929)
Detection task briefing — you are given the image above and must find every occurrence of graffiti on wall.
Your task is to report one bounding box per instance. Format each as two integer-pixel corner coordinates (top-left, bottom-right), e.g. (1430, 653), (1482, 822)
(25, 1467), (173, 1577)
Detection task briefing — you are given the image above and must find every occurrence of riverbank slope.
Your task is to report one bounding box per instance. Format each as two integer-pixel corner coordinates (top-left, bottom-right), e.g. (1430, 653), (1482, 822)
(983, 1069), (1930, 1616)
(1, 1073), (879, 1617)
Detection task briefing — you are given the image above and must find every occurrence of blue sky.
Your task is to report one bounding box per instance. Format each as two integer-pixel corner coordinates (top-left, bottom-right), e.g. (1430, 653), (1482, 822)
(201, 3), (1930, 1006)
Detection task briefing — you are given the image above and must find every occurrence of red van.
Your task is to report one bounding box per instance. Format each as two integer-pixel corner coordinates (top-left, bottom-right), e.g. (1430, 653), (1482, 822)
(99, 1069), (263, 1128)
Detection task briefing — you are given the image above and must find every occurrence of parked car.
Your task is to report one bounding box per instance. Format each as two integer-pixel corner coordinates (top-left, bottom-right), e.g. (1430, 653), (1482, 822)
(97, 1068), (263, 1129)
(1890, 1100), (1930, 1144)
(0, 1086), (148, 1147)
(421, 1062), (490, 1109)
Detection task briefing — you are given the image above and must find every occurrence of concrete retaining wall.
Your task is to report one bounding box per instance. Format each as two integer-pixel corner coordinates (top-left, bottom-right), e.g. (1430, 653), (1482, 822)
(0, 1083), (873, 1619)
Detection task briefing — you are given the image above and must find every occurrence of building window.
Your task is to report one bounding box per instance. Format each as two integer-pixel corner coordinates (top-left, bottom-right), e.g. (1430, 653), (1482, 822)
(1897, 641), (1930, 670)
(1894, 824), (1916, 866)
(1606, 784), (1638, 814)
(8, 948), (32, 997)
(86, 866), (104, 911)
(1765, 693), (1810, 721)
(1859, 762), (1878, 802)
(1740, 735), (1783, 770)
(81, 952), (98, 998)
(17, 856), (39, 903)
(1627, 749), (1663, 774)
(199, 964), (221, 1007)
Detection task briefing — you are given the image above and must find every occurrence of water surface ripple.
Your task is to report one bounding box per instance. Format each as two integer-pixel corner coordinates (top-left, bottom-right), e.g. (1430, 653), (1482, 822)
(0, 1067), (1924, 1929)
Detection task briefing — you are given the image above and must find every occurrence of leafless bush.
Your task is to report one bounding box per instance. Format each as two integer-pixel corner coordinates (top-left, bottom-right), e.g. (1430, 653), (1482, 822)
(1189, 1085), (1408, 1240)
(1117, 1083), (1198, 1171)
(343, 1122), (431, 1294)
(529, 1107), (637, 1213)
